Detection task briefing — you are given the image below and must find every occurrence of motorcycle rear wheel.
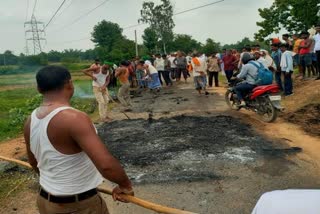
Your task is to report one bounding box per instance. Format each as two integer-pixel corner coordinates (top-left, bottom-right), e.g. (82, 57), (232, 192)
(257, 97), (278, 123)
(225, 90), (240, 110)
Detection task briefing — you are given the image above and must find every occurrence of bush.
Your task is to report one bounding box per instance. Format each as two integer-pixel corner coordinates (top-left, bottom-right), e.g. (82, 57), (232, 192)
(0, 66), (19, 74)
(9, 95), (96, 133)
(61, 63), (91, 71)
(20, 54), (48, 66)
(0, 65), (39, 75)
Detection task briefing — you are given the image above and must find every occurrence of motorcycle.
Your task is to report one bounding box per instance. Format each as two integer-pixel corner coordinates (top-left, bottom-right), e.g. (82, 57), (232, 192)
(225, 78), (283, 123)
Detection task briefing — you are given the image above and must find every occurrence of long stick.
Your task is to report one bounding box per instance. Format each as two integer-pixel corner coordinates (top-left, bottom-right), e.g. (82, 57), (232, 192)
(0, 155), (197, 214)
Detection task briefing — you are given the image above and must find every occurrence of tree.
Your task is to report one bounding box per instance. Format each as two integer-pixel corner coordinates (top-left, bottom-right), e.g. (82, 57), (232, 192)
(222, 37), (269, 51)
(47, 50), (62, 62)
(201, 39), (221, 55)
(108, 38), (136, 63)
(91, 20), (124, 51)
(0, 50), (19, 65)
(142, 27), (159, 54)
(169, 34), (201, 54)
(255, 0), (320, 41)
(139, 0), (175, 53)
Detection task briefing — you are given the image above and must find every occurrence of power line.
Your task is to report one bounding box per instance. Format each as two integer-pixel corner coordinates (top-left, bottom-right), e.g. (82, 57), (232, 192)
(174, 0), (224, 16)
(45, 0), (67, 29)
(25, 0), (30, 22)
(52, 0), (75, 21)
(49, 0), (111, 32)
(49, 36), (91, 45)
(49, 0), (225, 45)
(32, 0), (38, 15)
(123, 0), (225, 30)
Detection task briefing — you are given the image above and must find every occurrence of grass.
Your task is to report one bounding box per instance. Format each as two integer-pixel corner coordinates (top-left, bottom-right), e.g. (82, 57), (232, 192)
(0, 88), (37, 141)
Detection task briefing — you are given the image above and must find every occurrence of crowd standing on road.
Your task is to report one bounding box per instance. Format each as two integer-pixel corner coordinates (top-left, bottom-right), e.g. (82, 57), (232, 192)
(81, 24), (320, 117)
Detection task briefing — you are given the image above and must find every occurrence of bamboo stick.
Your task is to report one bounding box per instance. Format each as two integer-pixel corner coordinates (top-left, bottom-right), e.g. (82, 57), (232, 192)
(0, 155), (198, 214)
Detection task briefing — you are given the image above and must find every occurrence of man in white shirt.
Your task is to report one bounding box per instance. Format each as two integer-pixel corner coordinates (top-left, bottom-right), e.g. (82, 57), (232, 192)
(168, 53), (177, 79)
(314, 24), (320, 80)
(253, 51), (268, 69)
(154, 54), (165, 85)
(191, 53), (209, 95)
(280, 43), (294, 96)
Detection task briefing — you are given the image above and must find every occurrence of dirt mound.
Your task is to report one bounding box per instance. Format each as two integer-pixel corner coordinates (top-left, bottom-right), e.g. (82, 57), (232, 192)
(285, 104), (320, 136)
(98, 115), (296, 184)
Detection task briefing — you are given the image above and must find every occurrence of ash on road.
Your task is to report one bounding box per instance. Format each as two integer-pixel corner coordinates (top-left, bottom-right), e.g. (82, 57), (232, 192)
(98, 115), (295, 184)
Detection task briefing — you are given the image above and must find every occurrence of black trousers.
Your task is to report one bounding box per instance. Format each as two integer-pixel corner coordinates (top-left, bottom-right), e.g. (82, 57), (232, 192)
(316, 51), (320, 76)
(158, 70), (164, 85)
(176, 68), (188, 80)
(208, 72), (219, 87)
(162, 70), (172, 86)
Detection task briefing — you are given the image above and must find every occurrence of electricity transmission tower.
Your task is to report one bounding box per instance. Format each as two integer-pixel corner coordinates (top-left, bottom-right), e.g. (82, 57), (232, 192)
(24, 14), (46, 55)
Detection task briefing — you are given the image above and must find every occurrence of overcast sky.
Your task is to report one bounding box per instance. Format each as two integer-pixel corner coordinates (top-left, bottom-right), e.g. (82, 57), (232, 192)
(0, 0), (274, 54)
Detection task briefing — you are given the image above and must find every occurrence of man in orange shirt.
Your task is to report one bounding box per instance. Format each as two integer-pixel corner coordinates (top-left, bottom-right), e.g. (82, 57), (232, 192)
(292, 34), (302, 68)
(115, 61), (132, 110)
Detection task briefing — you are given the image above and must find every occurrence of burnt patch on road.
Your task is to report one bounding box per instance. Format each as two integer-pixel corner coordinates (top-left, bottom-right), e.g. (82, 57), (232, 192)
(98, 115), (300, 184)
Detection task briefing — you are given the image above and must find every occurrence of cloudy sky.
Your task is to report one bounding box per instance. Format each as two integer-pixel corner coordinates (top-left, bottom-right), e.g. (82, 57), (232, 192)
(0, 0), (274, 54)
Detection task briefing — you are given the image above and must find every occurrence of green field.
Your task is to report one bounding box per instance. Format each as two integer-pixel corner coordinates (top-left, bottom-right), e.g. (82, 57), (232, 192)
(0, 64), (101, 142)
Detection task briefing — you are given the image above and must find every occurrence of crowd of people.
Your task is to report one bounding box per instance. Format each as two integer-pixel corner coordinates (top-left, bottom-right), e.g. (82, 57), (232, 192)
(82, 24), (320, 122)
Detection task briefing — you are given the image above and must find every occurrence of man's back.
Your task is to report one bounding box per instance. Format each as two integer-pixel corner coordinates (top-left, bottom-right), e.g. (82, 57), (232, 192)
(25, 65), (133, 214)
(30, 106), (103, 195)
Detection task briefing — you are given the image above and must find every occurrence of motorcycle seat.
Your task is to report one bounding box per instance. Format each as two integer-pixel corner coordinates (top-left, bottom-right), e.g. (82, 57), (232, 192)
(252, 84), (279, 92)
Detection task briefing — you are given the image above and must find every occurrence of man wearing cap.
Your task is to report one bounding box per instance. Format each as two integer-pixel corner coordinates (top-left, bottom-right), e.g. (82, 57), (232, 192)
(83, 62), (112, 122)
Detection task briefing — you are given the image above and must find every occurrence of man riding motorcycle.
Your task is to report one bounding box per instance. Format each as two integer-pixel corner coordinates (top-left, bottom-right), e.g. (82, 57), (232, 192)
(233, 53), (259, 106)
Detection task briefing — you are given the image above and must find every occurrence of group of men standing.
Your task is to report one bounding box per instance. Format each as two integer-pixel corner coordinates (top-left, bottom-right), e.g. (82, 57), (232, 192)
(83, 60), (132, 122)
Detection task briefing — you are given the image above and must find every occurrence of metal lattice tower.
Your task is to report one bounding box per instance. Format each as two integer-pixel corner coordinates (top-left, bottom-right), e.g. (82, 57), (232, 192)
(24, 15), (46, 55)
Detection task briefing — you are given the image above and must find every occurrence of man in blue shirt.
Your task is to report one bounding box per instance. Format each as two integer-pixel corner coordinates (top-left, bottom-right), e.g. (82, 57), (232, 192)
(271, 43), (283, 91)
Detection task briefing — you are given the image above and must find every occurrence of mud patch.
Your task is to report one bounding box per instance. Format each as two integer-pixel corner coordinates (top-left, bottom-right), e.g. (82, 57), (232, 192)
(285, 104), (320, 136)
(98, 115), (298, 184)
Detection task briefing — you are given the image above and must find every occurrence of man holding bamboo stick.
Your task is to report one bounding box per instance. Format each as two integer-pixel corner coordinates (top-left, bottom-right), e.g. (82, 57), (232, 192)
(23, 65), (134, 214)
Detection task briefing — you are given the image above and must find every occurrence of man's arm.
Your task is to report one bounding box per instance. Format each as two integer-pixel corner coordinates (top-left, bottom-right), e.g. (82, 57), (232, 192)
(23, 117), (39, 174)
(115, 68), (124, 78)
(69, 112), (132, 191)
(237, 65), (248, 79)
(82, 68), (97, 80)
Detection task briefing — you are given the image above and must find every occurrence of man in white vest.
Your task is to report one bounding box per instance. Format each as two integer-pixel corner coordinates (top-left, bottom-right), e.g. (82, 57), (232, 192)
(24, 65), (133, 214)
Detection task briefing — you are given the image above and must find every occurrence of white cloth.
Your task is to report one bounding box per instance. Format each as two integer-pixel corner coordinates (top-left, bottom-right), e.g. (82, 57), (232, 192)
(252, 190), (320, 214)
(264, 55), (276, 69)
(314, 33), (320, 52)
(154, 58), (165, 71)
(168, 56), (177, 68)
(280, 51), (294, 72)
(30, 107), (103, 195)
(257, 57), (268, 69)
(92, 67), (109, 87)
(192, 57), (206, 77)
(147, 64), (158, 74)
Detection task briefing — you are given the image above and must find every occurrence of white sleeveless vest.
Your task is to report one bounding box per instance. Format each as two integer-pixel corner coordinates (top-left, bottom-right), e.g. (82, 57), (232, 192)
(92, 67), (109, 87)
(30, 106), (103, 195)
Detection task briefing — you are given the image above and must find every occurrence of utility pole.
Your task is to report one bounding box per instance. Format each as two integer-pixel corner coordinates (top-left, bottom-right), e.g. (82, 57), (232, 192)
(135, 30), (139, 57)
(24, 15), (46, 55)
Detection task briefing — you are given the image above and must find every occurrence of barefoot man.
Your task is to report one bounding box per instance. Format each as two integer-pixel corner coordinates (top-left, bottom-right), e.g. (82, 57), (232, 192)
(115, 61), (132, 110)
(24, 66), (134, 214)
(83, 62), (112, 122)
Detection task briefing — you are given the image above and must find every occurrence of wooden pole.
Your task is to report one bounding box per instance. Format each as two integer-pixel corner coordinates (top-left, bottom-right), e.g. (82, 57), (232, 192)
(135, 30), (139, 57)
(0, 155), (198, 214)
